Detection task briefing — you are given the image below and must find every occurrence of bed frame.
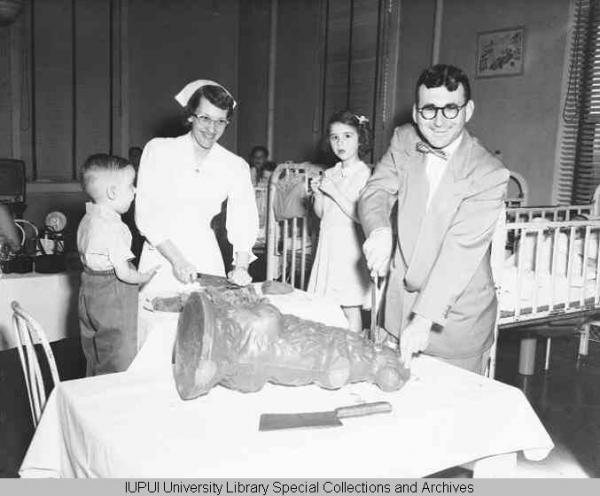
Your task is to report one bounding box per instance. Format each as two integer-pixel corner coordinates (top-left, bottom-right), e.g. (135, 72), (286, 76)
(487, 175), (600, 378)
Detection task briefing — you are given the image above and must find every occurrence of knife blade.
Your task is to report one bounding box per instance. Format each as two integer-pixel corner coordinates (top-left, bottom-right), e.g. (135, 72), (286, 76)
(196, 272), (241, 289)
(258, 401), (392, 431)
(370, 275), (379, 341)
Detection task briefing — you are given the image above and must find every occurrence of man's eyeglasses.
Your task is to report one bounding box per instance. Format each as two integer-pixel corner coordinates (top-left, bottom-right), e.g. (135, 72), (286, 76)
(416, 102), (468, 120)
(192, 113), (229, 129)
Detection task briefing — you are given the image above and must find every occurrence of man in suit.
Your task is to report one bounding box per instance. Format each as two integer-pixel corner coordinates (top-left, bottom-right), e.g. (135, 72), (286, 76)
(359, 64), (509, 374)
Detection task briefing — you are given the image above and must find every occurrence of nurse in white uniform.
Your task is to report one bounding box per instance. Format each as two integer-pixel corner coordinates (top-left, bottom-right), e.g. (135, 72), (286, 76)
(135, 80), (258, 298)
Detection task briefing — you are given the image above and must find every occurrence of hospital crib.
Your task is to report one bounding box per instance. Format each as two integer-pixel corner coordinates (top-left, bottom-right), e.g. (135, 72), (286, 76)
(488, 176), (600, 378)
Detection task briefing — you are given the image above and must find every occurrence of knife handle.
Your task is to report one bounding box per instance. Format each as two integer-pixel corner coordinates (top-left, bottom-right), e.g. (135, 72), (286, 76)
(335, 401), (392, 419)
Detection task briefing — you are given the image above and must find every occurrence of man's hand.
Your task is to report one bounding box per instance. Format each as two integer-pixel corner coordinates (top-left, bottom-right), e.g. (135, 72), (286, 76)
(228, 266), (252, 286)
(171, 257), (197, 284)
(400, 314), (432, 368)
(362, 228), (393, 277)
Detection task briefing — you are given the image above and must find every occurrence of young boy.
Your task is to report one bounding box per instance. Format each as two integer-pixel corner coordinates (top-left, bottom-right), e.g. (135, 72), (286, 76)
(77, 154), (157, 376)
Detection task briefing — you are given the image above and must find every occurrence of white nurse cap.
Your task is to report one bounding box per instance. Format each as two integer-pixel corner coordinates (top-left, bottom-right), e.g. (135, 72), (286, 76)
(174, 79), (237, 109)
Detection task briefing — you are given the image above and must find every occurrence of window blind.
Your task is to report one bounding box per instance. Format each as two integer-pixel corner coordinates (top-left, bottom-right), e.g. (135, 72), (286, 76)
(558, 0), (600, 204)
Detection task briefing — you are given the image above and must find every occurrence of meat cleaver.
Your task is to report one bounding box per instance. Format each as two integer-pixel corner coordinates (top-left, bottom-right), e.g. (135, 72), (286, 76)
(259, 401), (392, 431)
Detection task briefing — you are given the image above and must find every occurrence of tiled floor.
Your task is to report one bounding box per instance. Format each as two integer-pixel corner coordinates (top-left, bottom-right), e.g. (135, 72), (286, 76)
(494, 332), (599, 477)
(1, 328), (598, 478)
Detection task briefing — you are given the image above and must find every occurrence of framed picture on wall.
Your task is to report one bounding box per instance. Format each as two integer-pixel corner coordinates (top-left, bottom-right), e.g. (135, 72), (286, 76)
(476, 27), (525, 78)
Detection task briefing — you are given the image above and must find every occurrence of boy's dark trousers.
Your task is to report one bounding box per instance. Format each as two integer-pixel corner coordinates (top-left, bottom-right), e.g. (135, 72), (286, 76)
(78, 269), (138, 376)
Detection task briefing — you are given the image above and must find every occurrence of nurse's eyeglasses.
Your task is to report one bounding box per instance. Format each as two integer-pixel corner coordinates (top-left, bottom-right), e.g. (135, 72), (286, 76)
(192, 113), (230, 129)
(416, 102), (468, 120)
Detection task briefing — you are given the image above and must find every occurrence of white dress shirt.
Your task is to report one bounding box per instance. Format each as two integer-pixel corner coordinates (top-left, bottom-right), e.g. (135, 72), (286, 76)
(425, 134), (463, 210)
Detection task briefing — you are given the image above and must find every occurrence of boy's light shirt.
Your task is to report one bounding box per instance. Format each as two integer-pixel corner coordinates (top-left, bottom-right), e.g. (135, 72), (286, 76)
(77, 202), (134, 271)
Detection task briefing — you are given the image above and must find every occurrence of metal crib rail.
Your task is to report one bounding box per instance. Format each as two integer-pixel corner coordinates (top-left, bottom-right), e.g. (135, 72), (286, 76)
(500, 218), (600, 324)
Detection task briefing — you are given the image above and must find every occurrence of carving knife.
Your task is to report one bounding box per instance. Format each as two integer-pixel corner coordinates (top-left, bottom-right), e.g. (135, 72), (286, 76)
(195, 272), (241, 289)
(258, 401), (392, 431)
(370, 275), (380, 342)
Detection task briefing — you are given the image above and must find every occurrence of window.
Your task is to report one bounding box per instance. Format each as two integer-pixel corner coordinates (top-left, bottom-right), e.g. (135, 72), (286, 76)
(558, 0), (600, 204)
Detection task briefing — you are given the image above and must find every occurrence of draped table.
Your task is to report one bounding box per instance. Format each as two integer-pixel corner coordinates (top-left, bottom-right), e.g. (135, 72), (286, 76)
(19, 287), (553, 478)
(0, 272), (80, 350)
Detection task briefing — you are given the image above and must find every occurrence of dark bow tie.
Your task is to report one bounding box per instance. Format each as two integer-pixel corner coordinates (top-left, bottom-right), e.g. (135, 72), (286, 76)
(416, 141), (448, 160)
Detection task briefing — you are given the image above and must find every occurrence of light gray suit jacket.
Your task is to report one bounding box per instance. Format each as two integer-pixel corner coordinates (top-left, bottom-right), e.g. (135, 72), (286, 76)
(359, 124), (509, 359)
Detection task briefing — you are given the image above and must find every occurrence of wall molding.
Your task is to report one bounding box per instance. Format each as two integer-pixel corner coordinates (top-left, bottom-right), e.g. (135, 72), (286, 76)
(111, 0), (129, 157)
(373, 0), (402, 160)
(9, 9), (23, 160)
(27, 181), (82, 194)
(267, 0), (278, 157)
(432, 0), (443, 65)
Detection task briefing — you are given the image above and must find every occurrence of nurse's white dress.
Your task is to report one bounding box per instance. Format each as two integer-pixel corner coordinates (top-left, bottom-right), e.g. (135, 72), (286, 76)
(135, 133), (258, 298)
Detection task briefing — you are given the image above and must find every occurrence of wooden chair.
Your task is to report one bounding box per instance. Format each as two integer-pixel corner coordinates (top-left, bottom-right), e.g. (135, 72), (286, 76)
(12, 301), (60, 427)
(265, 162), (326, 289)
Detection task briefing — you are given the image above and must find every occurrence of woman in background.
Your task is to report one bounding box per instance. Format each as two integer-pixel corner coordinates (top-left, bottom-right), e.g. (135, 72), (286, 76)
(248, 145), (269, 186)
(135, 79), (258, 297)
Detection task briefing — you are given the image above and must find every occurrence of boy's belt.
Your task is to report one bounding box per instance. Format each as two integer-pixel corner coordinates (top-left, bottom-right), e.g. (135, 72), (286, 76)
(83, 267), (116, 276)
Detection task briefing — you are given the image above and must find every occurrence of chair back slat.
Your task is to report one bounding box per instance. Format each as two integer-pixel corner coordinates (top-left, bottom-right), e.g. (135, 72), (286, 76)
(13, 315), (38, 425)
(11, 301), (60, 427)
(266, 162), (326, 289)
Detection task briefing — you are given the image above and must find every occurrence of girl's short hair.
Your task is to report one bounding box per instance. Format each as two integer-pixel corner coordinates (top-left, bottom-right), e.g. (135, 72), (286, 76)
(327, 110), (373, 160)
(184, 84), (236, 126)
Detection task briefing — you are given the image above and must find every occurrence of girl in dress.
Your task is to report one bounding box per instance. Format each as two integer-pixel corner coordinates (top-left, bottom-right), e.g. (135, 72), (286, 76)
(307, 110), (372, 333)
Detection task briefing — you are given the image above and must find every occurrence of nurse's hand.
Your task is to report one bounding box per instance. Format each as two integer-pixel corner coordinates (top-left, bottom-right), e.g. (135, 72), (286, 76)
(228, 266), (252, 286)
(171, 258), (197, 284)
(139, 265), (161, 285)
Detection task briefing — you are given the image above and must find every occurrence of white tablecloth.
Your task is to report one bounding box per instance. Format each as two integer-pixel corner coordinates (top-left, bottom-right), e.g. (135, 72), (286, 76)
(0, 272), (80, 350)
(19, 289), (554, 478)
